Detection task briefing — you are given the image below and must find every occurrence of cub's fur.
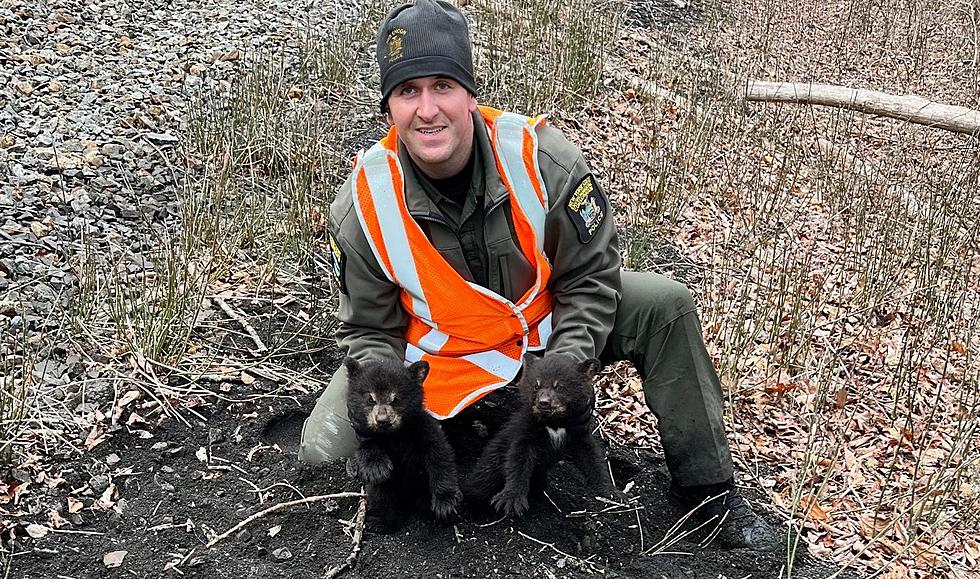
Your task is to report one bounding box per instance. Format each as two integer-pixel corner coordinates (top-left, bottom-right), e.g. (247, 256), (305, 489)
(464, 353), (615, 516)
(345, 357), (462, 531)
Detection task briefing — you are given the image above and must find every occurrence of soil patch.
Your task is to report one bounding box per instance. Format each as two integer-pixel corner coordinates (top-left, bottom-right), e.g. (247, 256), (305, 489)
(9, 362), (854, 579)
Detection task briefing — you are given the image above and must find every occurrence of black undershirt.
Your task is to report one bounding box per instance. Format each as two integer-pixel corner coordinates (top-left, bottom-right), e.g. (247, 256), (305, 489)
(427, 153), (475, 208)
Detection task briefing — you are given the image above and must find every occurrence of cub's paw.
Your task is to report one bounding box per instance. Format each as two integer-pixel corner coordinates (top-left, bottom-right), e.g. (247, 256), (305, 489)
(491, 488), (529, 517)
(430, 487), (463, 519)
(358, 456), (393, 484)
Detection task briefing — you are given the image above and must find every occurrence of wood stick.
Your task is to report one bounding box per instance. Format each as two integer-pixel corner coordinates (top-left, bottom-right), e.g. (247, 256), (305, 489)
(745, 81), (980, 135)
(206, 492), (363, 548)
(211, 296), (269, 354)
(323, 496), (368, 579)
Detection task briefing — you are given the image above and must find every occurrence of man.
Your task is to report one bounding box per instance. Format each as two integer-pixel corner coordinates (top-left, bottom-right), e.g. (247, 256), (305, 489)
(300, 0), (777, 551)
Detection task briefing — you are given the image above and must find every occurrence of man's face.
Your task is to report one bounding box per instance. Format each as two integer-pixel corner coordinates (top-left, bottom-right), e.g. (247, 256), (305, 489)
(386, 75), (477, 180)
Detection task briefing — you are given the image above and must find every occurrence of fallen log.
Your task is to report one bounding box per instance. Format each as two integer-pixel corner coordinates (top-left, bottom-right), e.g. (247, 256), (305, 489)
(745, 81), (980, 136)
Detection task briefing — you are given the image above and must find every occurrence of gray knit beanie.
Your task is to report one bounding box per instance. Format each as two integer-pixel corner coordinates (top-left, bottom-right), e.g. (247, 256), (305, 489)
(376, 0), (477, 110)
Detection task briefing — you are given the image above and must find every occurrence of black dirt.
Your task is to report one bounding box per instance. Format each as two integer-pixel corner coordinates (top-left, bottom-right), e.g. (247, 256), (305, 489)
(8, 368), (858, 579)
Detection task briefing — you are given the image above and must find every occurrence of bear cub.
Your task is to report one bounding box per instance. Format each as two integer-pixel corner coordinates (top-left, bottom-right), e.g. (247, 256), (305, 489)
(345, 357), (462, 531)
(464, 353), (615, 516)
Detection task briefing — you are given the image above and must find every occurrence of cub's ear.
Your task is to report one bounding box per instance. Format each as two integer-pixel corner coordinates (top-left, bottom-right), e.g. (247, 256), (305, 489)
(343, 357), (361, 378)
(522, 352), (538, 370)
(578, 357), (601, 380)
(407, 360), (429, 384)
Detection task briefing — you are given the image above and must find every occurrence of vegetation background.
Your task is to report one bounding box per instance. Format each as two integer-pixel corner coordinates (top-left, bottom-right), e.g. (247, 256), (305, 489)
(2, 0), (978, 577)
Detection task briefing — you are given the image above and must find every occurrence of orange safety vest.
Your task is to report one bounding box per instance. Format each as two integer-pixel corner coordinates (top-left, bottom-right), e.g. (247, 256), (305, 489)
(351, 106), (554, 418)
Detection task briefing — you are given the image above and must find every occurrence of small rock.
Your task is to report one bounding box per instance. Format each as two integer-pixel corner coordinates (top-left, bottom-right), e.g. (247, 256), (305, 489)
(26, 523), (49, 538)
(271, 547), (292, 562)
(207, 428), (224, 445)
(7, 468), (30, 483)
(88, 475), (110, 494)
(256, 545), (268, 557)
(103, 550), (127, 568)
(105, 454), (121, 466)
(143, 132), (177, 144)
(235, 529), (251, 543)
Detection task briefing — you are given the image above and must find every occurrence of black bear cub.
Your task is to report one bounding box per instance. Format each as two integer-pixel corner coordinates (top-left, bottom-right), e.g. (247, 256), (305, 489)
(344, 357), (462, 531)
(464, 353), (615, 516)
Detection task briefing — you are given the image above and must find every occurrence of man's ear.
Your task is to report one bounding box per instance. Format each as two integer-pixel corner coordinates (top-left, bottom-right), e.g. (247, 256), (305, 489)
(468, 94), (478, 112)
(385, 110), (393, 125)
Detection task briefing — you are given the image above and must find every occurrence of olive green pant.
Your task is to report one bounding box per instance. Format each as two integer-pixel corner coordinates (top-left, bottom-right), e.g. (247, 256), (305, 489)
(298, 271), (734, 487)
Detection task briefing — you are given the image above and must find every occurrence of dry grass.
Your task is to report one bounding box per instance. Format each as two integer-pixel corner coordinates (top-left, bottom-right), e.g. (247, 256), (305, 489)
(574, 0), (980, 576)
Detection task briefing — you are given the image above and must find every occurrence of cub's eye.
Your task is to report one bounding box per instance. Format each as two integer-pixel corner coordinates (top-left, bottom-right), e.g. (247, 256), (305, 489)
(367, 394), (376, 404)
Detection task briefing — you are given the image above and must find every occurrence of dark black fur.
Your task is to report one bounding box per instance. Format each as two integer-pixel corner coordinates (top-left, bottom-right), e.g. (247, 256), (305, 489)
(464, 353), (615, 516)
(345, 357), (462, 531)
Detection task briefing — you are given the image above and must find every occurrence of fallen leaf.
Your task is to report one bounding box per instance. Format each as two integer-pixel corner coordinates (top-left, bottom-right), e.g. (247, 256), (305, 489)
(802, 495), (829, 521)
(103, 550), (127, 568)
(48, 510), (68, 529)
(93, 484), (116, 511)
(26, 523), (49, 538)
(240, 371), (256, 385)
(117, 390), (141, 408)
(84, 426), (107, 451)
(30, 221), (50, 238)
(268, 525), (281, 538)
(195, 447), (208, 463)
(67, 496), (83, 514)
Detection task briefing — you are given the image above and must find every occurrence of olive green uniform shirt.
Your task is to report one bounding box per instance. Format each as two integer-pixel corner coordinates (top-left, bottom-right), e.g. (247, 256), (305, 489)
(328, 110), (622, 364)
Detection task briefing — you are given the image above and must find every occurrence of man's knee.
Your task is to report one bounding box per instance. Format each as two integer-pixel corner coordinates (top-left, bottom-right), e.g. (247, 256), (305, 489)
(298, 366), (358, 464)
(620, 271), (697, 332)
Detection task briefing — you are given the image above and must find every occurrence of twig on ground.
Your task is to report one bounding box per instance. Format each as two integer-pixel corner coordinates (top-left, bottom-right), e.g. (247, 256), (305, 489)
(323, 495), (367, 579)
(643, 492), (725, 556)
(211, 296), (269, 355)
(516, 531), (604, 573)
(206, 492), (363, 548)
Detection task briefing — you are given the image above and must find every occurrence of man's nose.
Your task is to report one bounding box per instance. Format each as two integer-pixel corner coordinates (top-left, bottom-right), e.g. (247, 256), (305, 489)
(416, 89), (438, 120)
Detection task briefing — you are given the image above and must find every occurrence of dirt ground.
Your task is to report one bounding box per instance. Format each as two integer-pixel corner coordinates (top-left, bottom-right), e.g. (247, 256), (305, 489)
(8, 345), (856, 579)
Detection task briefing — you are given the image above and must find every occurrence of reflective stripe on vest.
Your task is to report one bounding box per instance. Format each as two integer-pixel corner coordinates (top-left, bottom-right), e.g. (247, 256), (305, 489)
(351, 106), (554, 418)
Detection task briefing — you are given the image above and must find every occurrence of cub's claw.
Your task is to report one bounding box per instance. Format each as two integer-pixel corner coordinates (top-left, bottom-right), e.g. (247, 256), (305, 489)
(491, 489), (529, 517)
(431, 488), (463, 519)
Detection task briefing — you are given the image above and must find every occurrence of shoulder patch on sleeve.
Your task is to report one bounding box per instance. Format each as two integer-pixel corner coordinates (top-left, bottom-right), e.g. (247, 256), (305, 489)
(564, 175), (607, 244)
(327, 231), (348, 295)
